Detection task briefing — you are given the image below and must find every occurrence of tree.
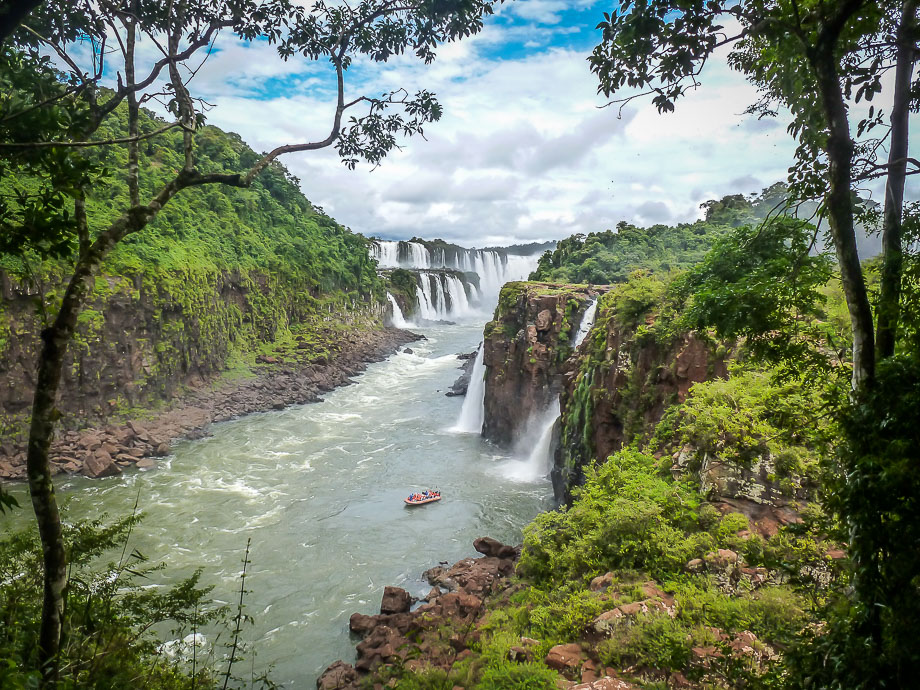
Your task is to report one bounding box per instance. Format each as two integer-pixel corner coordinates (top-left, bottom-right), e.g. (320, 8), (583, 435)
(589, 1), (920, 681)
(589, 0), (919, 389)
(0, 0), (495, 680)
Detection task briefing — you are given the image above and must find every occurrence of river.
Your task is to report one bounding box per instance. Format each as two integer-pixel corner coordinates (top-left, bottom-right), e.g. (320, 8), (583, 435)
(6, 319), (553, 687)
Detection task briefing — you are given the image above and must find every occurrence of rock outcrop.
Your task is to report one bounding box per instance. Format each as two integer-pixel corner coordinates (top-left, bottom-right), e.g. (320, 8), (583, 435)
(481, 282), (607, 447)
(553, 298), (729, 500)
(445, 350), (477, 397)
(321, 538), (520, 688)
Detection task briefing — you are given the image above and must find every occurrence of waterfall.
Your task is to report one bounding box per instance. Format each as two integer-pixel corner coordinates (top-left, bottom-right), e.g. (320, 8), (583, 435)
(371, 241), (400, 267)
(502, 399), (560, 481)
(412, 271), (478, 321)
(451, 344), (486, 433)
(572, 298), (599, 348)
(525, 399), (561, 477)
(372, 240), (543, 318)
(386, 292), (409, 328)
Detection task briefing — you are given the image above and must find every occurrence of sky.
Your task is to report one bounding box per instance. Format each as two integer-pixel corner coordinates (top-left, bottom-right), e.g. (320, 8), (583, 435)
(109, 1), (898, 247)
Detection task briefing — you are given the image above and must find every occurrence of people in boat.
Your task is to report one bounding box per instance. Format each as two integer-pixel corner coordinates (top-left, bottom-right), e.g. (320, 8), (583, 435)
(407, 490), (441, 502)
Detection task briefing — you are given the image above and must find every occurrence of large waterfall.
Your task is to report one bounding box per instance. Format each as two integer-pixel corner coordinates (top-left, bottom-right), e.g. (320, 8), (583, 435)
(371, 240), (540, 315)
(416, 272), (477, 321)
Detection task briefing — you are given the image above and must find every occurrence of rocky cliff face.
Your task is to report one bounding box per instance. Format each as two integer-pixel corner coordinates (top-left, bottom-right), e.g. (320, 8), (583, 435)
(553, 293), (729, 500)
(480, 282), (605, 447)
(0, 267), (386, 451)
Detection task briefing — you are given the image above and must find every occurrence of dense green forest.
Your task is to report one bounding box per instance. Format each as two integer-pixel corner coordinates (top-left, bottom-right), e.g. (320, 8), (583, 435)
(1, 99), (380, 302)
(529, 186), (833, 285)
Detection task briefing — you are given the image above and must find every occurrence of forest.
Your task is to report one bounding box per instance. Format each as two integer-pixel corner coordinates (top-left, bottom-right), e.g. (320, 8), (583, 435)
(2, 0), (920, 689)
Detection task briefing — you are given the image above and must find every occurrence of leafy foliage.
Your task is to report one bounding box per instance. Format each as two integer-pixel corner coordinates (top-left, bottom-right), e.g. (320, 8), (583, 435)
(530, 218), (730, 285)
(519, 450), (713, 584)
(650, 365), (830, 490)
(0, 515), (225, 688)
(794, 356), (920, 687)
(678, 218), (835, 371)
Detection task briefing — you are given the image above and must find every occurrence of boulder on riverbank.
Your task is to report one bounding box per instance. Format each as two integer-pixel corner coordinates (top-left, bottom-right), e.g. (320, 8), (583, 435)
(329, 537), (520, 685)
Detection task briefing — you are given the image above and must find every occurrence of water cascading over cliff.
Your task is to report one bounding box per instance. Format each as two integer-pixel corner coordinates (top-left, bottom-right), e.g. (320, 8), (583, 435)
(371, 240), (539, 317)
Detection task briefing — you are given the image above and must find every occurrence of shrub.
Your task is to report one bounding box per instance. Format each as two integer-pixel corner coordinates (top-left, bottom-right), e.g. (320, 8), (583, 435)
(474, 662), (558, 690)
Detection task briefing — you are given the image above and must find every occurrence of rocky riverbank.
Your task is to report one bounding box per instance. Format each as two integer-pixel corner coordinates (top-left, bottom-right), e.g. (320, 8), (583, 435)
(317, 537), (522, 690)
(317, 536), (705, 690)
(0, 325), (420, 480)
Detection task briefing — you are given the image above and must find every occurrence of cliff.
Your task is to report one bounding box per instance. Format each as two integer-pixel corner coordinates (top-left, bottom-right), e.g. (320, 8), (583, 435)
(480, 282), (606, 447)
(554, 289), (730, 500)
(0, 110), (388, 467)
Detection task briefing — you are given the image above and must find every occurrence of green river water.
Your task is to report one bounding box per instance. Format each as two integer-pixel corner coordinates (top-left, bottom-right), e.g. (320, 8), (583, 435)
(5, 320), (554, 687)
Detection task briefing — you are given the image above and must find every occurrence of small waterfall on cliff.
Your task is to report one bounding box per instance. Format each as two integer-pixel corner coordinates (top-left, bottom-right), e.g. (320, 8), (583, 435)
(451, 344), (486, 433)
(527, 399), (561, 475)
(386, 293), (409, 328)
(504, 399), (560, 481)
(571, 298), (599, 348)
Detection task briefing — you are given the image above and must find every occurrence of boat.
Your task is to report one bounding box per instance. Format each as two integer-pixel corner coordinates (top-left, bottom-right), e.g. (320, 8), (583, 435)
(404, 491), (442, 506)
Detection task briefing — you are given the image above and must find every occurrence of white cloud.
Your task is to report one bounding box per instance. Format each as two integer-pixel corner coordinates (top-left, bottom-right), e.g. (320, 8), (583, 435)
(68, 9), (880, 247)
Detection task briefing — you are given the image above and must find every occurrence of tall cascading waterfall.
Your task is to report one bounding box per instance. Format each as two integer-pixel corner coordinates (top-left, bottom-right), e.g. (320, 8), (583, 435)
(571, 298), (599, 348)
(415, 272), (477, 321)
(451, 343), (486, 433)
(509, 299), (598, 476)
(386, 292), (409, 328)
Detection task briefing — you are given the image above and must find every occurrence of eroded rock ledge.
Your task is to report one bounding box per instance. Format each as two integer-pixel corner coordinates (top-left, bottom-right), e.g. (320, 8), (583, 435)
(318, 537), (519, 689)
(481, 282), (609, 448)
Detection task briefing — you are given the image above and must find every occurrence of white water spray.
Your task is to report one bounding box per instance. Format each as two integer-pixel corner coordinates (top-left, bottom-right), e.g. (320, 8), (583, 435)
(572, 298), (598, 348)
(386, 292), (409, 328)
(452, 344), (486, 433)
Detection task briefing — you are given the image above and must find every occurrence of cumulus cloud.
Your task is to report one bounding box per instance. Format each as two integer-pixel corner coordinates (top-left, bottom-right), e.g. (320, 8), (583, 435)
(72, 4), (850, 247)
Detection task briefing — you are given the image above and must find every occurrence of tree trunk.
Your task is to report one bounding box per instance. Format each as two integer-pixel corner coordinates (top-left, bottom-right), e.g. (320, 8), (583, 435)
(26, 171), (203, 682)
(28, 264), (99, 681)
(876, 0), (918, 360)
(812, 47), (876, 389)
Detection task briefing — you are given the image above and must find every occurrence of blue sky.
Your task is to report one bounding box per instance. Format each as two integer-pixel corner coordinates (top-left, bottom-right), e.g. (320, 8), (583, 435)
(118, 1), (902, 247)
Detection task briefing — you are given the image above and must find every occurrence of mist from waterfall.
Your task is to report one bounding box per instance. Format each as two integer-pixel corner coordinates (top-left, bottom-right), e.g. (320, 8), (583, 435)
(386, 292), (409, 328)
(451, 344), (486, 434)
